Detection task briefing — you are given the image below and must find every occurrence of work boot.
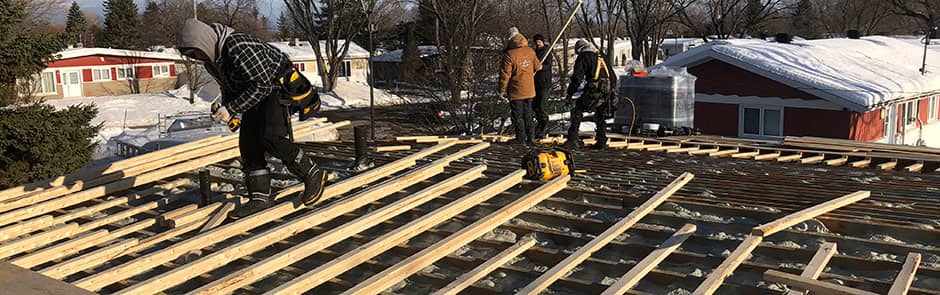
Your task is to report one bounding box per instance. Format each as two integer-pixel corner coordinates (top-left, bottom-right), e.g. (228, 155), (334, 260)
(229, 169), (274, 219)
(286, 151), (327, 207)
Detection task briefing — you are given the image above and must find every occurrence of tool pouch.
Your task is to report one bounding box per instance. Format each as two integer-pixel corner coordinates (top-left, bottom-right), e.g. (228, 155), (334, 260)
(277, 66), (321, 121)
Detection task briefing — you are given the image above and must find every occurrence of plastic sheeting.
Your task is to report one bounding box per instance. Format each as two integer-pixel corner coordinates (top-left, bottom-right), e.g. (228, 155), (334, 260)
(615, 67), (696, 132)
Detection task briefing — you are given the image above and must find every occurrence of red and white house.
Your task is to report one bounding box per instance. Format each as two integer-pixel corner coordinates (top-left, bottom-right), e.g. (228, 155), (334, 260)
(27, 47), (184, 98)
(657, 36), (940, 147)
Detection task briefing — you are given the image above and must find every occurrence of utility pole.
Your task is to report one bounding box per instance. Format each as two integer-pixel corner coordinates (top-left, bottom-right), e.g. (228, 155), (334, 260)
(193, 0), (198, 20)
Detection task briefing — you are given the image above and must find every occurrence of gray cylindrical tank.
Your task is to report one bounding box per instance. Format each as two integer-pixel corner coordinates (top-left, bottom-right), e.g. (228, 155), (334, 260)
(615, 68), (696, 133)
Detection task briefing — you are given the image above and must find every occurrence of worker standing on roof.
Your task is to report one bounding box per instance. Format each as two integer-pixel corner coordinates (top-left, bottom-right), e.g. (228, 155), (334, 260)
(499, 27), (542, 146)
(532, 34), (553, 139)
(564, 39), (617, 150)
(177, 19), (326, 219)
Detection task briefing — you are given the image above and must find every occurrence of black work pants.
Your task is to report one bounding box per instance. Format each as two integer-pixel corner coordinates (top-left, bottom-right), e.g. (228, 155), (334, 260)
(239, 92), (300, 172)
(567, 91), (610, 146)
(509, 98), (535, 143)
(532, 86), (550, 137)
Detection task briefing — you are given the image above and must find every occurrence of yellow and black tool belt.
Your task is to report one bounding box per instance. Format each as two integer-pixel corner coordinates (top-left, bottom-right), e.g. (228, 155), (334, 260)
(277, 66), (320, 121)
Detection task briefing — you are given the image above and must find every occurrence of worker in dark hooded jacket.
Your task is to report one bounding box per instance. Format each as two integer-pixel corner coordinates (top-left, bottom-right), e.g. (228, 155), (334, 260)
(498, 28), (542, 145)
(177, 19), (326, 218)
(564, 39), (617, 150)
(532, 34), (552, 139)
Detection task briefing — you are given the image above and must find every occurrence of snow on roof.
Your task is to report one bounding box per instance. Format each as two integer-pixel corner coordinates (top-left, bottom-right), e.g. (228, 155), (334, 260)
(553, 38), (631, 50)
(661, 38), (706, 47)
(57, 47), (185, 61)
(268, 40), (370, 61)
(657, 36), (940, 111)
(371, 46), (439, 63)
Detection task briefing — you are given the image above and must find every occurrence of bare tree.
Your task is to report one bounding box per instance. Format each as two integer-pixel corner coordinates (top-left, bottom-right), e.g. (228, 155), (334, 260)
(417, 0), (495, 102)
(201, 0), (272, 39)
(178, 56), (210, 104)
(741, 0), (788, 36)
(285, 0), (367, 92)
(889, 0), (940, 30)
(819, 0), (893, 35)
(680, 0), (747, 39)
(621, 0), (698, 67)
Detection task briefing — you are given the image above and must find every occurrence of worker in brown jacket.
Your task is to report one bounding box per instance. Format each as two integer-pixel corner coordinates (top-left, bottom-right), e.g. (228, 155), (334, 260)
(498, 28), (542, 145)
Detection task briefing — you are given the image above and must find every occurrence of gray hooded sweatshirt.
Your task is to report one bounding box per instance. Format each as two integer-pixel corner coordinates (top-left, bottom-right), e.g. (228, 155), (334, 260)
(178, 19), (289, 114)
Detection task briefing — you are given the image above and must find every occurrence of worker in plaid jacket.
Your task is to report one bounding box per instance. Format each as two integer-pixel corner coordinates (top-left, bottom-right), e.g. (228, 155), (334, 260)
(177, 19), (326, 219)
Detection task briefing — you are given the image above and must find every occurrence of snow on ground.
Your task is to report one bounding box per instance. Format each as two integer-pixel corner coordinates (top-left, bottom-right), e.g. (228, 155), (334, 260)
(319, 80), (404, 110)
(46, 87), (213, 128)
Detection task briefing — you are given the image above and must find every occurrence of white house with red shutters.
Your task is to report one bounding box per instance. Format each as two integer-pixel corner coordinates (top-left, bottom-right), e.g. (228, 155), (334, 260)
(656, 36), (940, 147)
(26, 47), (184, 99)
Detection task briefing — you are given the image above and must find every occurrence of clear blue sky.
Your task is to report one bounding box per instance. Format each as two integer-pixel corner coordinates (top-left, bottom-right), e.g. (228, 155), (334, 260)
(72, 0), (284, 23)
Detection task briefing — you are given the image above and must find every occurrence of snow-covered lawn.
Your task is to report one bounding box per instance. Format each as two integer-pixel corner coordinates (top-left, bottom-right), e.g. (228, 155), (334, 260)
(45, 87), (212, 128)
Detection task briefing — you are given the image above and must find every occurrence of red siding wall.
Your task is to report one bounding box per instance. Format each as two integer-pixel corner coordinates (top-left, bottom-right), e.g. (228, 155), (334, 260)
(55, 71), (61, 84)
(47, 55), (177, 68)
(694, 102), (739, 136)
(783, 107), (851, 138)
(82, 69), (92, 82)
(169, 64), (176, 76)
(688, 60), (821, 100)
(111, 68), (117, 81)
(136, 66), (153, 79)
(850, 109), (884, 141)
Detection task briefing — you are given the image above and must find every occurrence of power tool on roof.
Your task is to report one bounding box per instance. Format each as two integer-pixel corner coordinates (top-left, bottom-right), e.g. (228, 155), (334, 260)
(523, 148), (576, 181)
(212, 101), (241, 132)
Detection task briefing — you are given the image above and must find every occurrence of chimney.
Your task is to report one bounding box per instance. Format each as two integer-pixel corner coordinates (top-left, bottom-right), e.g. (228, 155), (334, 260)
(847, 30), (862, 39)
(774, 33), (792, 44)
(293, 38), (300, 46)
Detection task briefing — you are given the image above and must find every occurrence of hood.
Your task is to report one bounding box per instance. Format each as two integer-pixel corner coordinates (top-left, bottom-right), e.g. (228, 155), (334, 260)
(508, 33), (528, 49)
(178, 19), (235, 63)
(575, 39), (597, 54)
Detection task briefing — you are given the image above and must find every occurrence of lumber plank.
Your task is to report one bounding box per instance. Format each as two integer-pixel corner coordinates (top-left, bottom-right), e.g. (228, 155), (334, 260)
(825, 157), (849, 166)
(396, 135), (440, 141)
(785, 242), (837, 295)
(800, 154), (826, 164)
(255, 171), (528, 295)
(731, 151), (761, 159)
(39, 238), (139, 280)
(122, 218), (206, 258)
(199, 202), (235, 233)
(73, 143), (463, 291)
(335, 175), (570, 295)
(709, 149), (739, 157)
(754, 152), (782, 161)
(888, 253), (921, 295)
(118, 165), (486, 295)
(167, 203), (222, 228)
(374, 145), (411, 152)
(159, 203), (200, 226)
(432, 237), (537, 295)
(0, 261), (97, 295)
(11, 229), (109, 268)
(0, 216), (55, 244)
(667, 146), (700, 153)
(689, 148), (720, 155)
(519, 173), (695, 294)
(645, 145), (681, 152)
(601, 224), (697, 295)
(0, 223), (79, 260)
(851, 159), (872, 168)
(905, 162), (924, 173)
(629, 143), (661, 151)
(692, 235), (764, 295)
(777, 154), (804, 163)
(764, 270), (879, 295)
(878, 160), (899, 170)
(751, 191), (870, 236)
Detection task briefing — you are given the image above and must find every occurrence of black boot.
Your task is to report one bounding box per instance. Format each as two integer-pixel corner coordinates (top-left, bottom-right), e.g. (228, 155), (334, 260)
(229, 169), (274, 219)
(286, 151), (327, 207)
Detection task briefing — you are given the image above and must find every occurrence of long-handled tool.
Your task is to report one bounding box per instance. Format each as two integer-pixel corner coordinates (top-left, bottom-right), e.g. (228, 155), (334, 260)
(496, 0), (583, 138)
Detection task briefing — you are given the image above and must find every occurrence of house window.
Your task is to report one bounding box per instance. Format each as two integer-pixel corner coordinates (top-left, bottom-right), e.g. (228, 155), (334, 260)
(91, 68), (111, 81)
(929, 96), (939, 120)
(153, 64), (171, 77)
(293, 63), (306, 72)
(27, 71), (56, 94)
(337, 61), (351, 77)
(741, 106), (783, 137)
(903, 100), (919, 126)
(115, 66), (135, 80)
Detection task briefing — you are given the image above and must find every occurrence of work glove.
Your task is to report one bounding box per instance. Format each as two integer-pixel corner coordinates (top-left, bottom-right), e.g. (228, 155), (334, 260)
(211, 104), (232, 123)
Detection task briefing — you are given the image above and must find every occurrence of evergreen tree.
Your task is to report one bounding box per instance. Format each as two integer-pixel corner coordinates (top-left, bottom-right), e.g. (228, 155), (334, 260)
(0, 1), (67, 105)
(401, 23), (422, 83)
(140, 1), (167, 46)
(64, 1), (87, 45)
(102, 0), (141, 49)
(277, 11), (296, 40)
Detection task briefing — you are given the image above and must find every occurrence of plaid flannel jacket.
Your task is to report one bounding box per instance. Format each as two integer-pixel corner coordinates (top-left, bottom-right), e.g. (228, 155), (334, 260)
(207, 33), (290, 114)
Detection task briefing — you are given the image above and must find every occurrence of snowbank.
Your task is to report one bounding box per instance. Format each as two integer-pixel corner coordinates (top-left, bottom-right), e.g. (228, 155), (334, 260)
(45, 88), (213, 128)
(658, 36), (940, 109)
